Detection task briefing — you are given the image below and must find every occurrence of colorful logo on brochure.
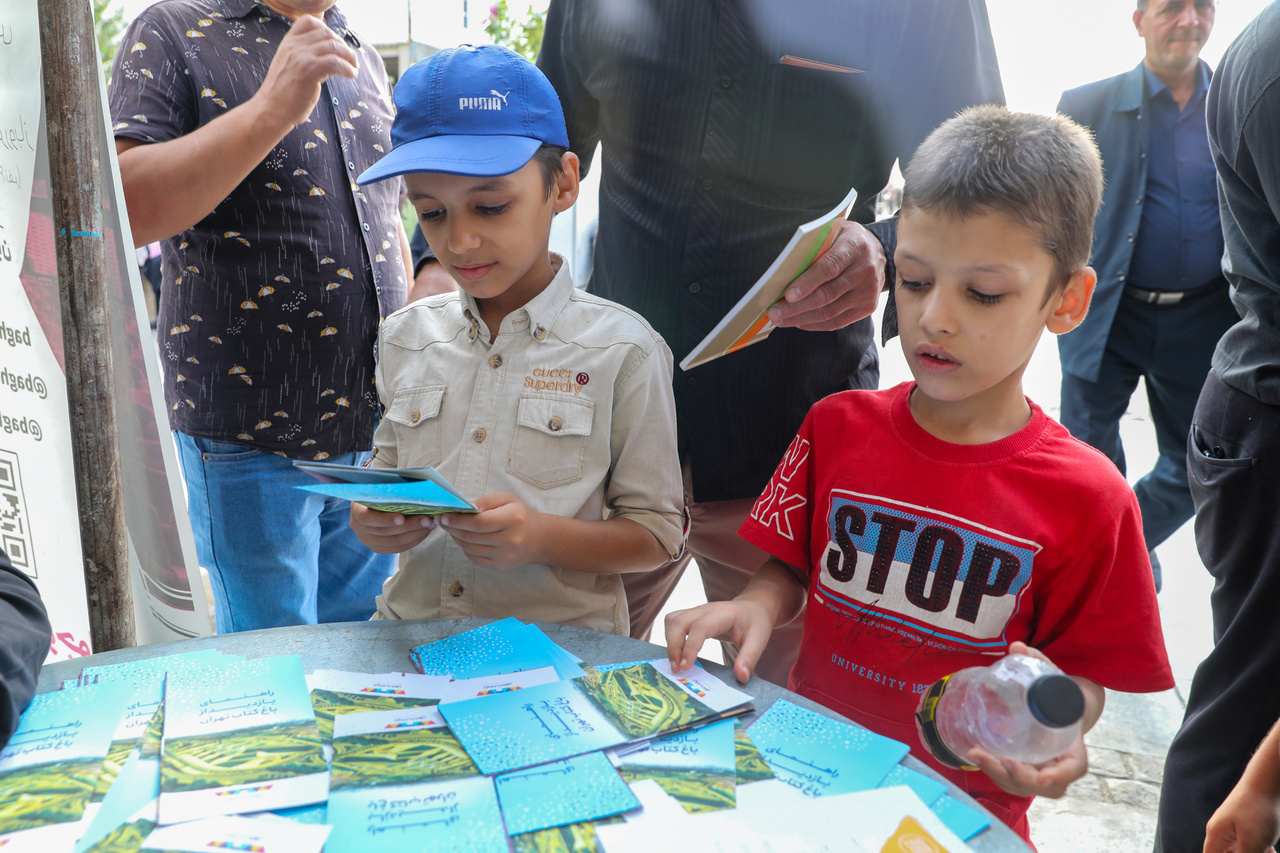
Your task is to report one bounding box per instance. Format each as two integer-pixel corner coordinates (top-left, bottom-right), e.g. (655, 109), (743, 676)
(476, 685), (523, 696)
(384, 720), (430, 729)
(214, 784), (274, 797)
(359, 687), (406, 695)
(206, 843), (265, 852)
(676, 678), (709, 699)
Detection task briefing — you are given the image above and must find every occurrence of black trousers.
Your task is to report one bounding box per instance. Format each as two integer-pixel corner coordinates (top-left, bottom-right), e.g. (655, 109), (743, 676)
(1155, 371), (1280, 852)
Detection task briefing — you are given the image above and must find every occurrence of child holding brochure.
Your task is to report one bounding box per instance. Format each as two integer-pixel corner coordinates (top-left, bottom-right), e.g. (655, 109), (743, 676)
(665, 106), (1174, 841)
(350, 45), (684, 634)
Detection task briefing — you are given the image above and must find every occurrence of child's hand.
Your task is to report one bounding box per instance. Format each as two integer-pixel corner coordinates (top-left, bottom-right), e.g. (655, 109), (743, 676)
(965, 640), (1101, 799)
(439, 493), (543, 572)
(349, 502), (436, 553)
(664, 599), (774, 684)
(965, 728), (1088, 799)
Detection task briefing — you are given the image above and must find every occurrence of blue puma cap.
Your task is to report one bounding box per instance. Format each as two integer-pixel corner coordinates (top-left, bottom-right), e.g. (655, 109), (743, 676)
(358, 44), (570, 184)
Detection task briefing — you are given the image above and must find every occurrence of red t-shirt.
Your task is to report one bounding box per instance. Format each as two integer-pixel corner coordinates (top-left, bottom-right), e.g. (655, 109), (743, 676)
(739, 383), (1173, 838)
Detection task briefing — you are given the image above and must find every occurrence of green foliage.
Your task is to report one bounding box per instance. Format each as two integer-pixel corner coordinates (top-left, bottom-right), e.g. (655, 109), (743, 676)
(484, 1), (546, 61)
(95, 0), (126, 81)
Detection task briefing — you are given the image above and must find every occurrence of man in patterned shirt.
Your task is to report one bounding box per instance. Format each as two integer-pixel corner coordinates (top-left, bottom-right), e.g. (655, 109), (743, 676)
(108, 0), (410, 633)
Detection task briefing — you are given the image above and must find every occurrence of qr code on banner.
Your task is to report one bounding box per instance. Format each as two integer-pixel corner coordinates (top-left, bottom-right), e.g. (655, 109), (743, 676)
(0, 449), (34, 578)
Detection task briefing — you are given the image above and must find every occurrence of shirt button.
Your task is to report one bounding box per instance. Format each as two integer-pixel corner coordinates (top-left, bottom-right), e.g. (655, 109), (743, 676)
(362, 223), (371, 232)
(489, 354), (503, 369)
(347, 161), (356, 171)
(473, 428), (487, 443)
(450, 581), (464, 597)
(331, 96), (339, 106)
(533, 325), (547, 341)
(411, 410), (421, 423)
(1118, 272), (1126, 281)
(1127, 233), (1135, 242)
(700, 178), (714, 191)
(688, 282), (701, 294)
(548, 416), (563, 431)
(718, 75), (732, 89)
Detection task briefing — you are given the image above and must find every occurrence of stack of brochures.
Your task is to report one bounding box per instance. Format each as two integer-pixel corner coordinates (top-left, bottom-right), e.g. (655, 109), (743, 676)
(2, 618), (992, 852)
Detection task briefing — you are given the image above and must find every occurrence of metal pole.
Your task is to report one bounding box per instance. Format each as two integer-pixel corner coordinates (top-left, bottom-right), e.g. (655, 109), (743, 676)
(37, 0), (136, 651)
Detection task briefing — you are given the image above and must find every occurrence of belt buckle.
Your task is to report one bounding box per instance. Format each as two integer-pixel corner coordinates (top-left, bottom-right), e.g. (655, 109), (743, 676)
(1155, 291), (1184, 305)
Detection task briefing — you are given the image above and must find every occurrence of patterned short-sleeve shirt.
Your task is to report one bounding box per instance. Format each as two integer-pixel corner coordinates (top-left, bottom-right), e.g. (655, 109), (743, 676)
(108, 0), (407, 459)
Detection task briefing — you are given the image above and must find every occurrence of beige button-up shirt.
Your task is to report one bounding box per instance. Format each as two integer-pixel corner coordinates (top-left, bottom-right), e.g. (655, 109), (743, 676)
(371, 257), (684, 634)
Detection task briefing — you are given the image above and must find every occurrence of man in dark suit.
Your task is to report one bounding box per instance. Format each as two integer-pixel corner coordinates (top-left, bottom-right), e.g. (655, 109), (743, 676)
(1056, 0), (1235, 591)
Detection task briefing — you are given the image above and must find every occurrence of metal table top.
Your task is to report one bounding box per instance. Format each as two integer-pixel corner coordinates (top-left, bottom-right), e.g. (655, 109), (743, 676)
(37, 618), (1029, 851)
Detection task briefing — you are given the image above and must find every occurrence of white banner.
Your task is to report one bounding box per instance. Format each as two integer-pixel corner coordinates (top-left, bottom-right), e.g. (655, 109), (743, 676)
(0, 0), (211, 661)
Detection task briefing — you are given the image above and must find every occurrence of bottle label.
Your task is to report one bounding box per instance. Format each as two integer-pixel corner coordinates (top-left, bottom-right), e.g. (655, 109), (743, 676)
(915, 674), (979, 772)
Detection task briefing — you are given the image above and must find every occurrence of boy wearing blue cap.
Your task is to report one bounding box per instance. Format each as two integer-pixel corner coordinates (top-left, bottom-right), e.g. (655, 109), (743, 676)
(352, 45), (685, 633)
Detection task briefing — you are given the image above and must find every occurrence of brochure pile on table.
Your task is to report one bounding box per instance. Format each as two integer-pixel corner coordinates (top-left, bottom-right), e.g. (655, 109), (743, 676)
(1, 617), (992, 852)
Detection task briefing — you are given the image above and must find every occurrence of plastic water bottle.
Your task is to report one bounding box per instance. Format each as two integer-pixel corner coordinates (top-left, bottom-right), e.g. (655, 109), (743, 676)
(915, 654), (1085, 768)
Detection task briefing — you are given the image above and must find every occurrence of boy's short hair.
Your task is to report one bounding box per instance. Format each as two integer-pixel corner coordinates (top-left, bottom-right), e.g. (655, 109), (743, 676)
(357, 44), (571, 186)
(900, 105), (1103, 290)
(533, 144), (568, 198)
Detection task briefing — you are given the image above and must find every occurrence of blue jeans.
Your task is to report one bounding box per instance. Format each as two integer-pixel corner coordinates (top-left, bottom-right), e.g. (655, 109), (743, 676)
(174, 432), (394, 633)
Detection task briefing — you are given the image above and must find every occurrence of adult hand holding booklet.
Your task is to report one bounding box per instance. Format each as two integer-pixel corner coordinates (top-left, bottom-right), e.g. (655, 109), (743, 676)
(292, 460), (477, 516)
(680, 185), (858, 371)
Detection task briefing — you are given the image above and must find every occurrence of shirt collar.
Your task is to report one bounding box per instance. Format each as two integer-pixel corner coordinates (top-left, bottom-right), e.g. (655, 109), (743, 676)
(1143, 60), (1210, 105)
(217, 1), (355, 42)
(460, 254), (574, 345)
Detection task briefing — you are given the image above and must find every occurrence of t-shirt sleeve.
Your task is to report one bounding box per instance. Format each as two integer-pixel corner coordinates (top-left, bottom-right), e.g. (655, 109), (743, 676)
(108, 12), (199, 145)
(738, 411), (818, 576)
(0, 548), (50, 750)
(604, 336), (685, 558)
(1028, 489), (1174, 694)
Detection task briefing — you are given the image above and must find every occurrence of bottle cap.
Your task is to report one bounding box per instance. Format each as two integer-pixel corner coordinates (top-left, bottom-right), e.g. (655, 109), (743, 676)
(1027, 674), (1085, 728)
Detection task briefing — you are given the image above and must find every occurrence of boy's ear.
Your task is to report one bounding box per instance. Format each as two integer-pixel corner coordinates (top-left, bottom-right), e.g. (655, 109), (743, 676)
(1046, 266), (1096, 336)
(552, 151), (581, 213)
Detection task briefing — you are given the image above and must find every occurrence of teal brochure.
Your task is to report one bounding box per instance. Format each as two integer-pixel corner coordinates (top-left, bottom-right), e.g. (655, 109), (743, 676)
(327, 775), (507, 853)
(593, 659), (753, 715)
(329, 706), (478, 791)
(746, 699), (910, 797)
(611, 718), (737, 814)
(75, 747), (159, 853)
(876, 762), (946, 805)
(296, 480), (476, 516)
(409, 618), (585, 679)
(495, 751), (639, 835)
(159, 656), (327, 825)
(0, 681), (134, 847)
(138, 814), (331, 852)
(78, 652), (240, 806)
(875, 761), (990, 838)
(327, 708), (503, 853)
(733, 721), (775, 783)
(927, 793), (991, 840)
(305, 669), (450, 742)
(78, 650), (228, 686)
(440, 663), (720, 776)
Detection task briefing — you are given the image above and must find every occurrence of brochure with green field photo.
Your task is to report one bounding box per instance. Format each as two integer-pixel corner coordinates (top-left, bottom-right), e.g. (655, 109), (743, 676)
(159, 656), (327, 825)
(0, 682), (132, 848)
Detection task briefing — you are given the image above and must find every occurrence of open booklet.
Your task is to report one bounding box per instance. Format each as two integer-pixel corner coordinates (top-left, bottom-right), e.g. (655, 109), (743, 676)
(680, 185), (858, 371)
(292, 460), (478, 515)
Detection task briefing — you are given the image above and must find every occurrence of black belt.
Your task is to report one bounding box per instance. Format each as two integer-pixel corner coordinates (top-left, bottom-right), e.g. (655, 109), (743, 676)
(1123, 277), (1223, 305)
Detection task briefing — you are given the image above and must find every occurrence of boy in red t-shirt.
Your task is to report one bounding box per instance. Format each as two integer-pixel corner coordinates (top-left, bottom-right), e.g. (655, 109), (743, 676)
(665, 105), (1174, 842)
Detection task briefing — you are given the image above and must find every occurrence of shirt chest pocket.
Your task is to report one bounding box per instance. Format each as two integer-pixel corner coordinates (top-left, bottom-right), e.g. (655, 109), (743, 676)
(384, 385), (445, 469)
(508, 394), (595, 489)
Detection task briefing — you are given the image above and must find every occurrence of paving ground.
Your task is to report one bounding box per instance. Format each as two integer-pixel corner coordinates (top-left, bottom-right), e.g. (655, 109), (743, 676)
(658, 310), (1216, 852)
